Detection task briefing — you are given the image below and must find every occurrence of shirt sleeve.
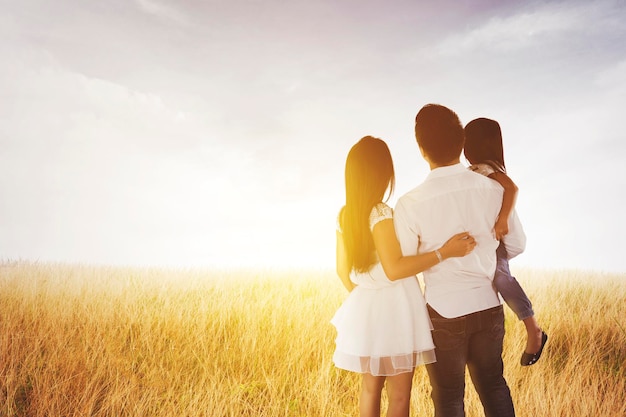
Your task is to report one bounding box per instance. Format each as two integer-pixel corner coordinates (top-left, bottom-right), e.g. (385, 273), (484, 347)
(502, 209), (526, 259)
(393, 198), (419, 256)
(369, 202), (393, 231)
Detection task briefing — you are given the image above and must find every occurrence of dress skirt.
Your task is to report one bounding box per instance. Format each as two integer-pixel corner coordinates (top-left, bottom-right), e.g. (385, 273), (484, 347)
(331, 265), (436, 376)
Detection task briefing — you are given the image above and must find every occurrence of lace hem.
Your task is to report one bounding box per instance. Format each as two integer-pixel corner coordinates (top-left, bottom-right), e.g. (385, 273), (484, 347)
(333, 349), (436, 376)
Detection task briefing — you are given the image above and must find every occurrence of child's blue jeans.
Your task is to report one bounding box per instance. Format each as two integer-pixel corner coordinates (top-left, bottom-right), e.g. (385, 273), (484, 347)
(494, 242), (534, 320)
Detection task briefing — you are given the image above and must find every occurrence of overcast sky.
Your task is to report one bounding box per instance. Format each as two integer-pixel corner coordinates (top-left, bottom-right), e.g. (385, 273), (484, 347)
(1, 0), (625, 272)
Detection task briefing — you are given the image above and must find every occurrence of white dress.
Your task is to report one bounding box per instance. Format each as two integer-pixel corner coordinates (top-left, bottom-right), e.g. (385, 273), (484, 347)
(331, 203), (436, 376)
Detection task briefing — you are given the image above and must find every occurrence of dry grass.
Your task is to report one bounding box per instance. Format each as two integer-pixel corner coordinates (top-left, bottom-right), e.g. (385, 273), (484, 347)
(0, 262), (624, 416)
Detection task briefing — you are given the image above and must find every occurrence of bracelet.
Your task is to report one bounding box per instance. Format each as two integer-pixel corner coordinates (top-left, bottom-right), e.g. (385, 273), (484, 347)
(435, 249), (443, 263)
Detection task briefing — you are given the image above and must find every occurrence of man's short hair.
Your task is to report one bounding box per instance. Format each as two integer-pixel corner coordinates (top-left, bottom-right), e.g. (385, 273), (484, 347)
(414, 104), (464, 165)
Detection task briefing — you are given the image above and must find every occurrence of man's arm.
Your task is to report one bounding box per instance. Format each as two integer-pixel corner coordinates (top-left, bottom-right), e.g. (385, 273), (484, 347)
(393, 199), (420, 257)
(502, 209), (526, 259)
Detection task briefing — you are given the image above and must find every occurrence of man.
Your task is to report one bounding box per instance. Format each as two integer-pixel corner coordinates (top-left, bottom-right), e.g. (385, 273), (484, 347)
(393, 104), (526, 417)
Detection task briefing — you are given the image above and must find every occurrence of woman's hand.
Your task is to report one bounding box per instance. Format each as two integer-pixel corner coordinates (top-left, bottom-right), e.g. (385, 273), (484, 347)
(439, 232), (476, 260)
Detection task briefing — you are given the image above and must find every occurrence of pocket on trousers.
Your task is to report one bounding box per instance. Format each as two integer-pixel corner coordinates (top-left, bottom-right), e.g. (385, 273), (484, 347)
(431, 327), (464, 351)
(488, 309), (505, 340)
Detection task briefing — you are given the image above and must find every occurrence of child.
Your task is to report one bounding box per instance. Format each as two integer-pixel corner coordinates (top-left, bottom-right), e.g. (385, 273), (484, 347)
(464, 117), (548, 366)
(332, 136), (476, 416)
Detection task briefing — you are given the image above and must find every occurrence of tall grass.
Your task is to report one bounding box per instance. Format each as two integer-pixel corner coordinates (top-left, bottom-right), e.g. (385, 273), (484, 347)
(0, 262), (624, 416)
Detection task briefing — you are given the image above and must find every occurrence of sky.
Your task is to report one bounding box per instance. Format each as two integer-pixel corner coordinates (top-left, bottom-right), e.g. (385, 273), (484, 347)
(1, 0), (625, 273)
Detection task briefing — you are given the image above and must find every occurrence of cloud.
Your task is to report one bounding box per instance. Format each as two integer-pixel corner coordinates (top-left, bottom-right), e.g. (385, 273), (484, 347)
(434, 2), (609, 56)
(2, 64), (199, 154)
(134, 0), (190, 26)
(0, 60), (240, 267)
(594, 59), (626, 96)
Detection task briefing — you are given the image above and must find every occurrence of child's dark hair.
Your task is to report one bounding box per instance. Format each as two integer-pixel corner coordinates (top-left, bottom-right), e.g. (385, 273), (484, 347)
(464, 118), (506, 172)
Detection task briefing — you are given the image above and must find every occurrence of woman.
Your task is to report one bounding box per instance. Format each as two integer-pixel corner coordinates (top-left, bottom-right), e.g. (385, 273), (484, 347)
(331, 136), (476, 417)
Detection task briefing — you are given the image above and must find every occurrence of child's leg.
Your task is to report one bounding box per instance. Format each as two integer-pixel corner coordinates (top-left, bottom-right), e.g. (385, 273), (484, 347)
(385, 370), (414, 417)
(360, 373), (385, 417)
(494, 243), (543, 354)
(521, 316), (543, 352)
(494, 243), (534, 320)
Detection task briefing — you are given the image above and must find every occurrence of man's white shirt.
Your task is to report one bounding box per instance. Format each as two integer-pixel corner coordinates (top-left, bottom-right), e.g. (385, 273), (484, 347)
(394, 163), (526, 318)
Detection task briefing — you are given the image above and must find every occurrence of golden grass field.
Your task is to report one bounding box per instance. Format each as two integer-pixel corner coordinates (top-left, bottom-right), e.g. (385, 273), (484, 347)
(1, 262), (625, 416)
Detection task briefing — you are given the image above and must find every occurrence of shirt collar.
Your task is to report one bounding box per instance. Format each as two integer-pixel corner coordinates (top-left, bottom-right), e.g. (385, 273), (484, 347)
(425, 163), (467, 180)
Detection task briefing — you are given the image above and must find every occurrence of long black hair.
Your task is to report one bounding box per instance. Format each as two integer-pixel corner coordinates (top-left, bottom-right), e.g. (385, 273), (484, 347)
(340, 136), (395, 273)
